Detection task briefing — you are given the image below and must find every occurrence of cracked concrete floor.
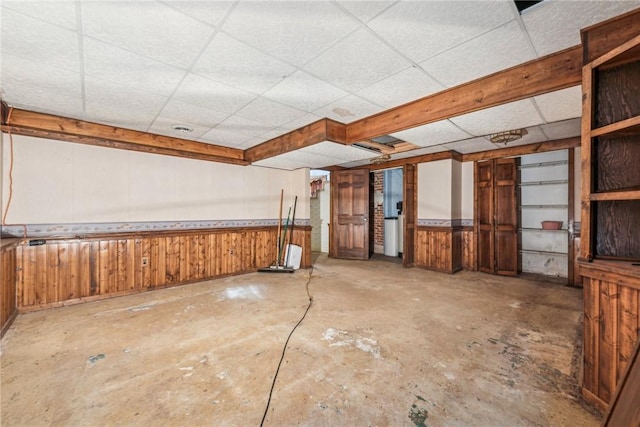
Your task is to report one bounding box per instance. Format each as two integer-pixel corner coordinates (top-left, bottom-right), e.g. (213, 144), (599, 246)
(1, 254), (599, 426)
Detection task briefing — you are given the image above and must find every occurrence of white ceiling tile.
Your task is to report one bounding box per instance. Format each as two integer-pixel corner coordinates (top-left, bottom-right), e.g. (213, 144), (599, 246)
(304, 28), (411, 92)
(2, 82), (84, 120)
(235, 97), (307, 128)
(81, 1), (214, 69)
(389, 145), (449, 160)
(1, 8), (80, 73)
(522, 0), (640, 57)
(2, 1), (77, 30)
(222, 2), (359, 67)
(335, 1), (396, 23)
(262, 70), (349, 112)
(420, 20), (536, 88)
(533, 86), (582, 123)
(335, 159), (372, 168)
(369, 0), (514, 63)
(148, 116), (209, 140)
(173, 74), (256, 115)
(83, 37), (185, 97)
(357, 66), (445, 109)
(280, 113), (324, 131)
(84, 76), (167, 130)
(252, 156), (307, 171)
(539, 118), (582, 140)
(450, 99), (545, 136)
(1, 53), (82, 98)
(313, 94), (382, 122)
(199, 126), (253, 148)
(442, 137), (498, 154)
(159, 99), (228, 129)
(160, 1), (235, 27)
(303, 142), (379, 162)
(217, 115), (275, 139)
(390, 120), (472, 147)
(193, 32), (295, 95)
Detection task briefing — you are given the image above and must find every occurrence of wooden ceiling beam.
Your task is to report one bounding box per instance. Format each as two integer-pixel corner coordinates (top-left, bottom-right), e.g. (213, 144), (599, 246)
(2, 108), (247, 165)
(244, 118), (347, 163)
(461, 136), (581, 162)
(345, 45), (583, 143)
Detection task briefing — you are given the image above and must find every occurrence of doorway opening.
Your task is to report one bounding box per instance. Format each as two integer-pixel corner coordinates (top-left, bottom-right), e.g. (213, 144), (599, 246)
(370, 168), (404, 261)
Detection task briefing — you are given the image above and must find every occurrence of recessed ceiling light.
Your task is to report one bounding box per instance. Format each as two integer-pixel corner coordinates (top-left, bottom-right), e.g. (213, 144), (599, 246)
(171, 124), (193, 133)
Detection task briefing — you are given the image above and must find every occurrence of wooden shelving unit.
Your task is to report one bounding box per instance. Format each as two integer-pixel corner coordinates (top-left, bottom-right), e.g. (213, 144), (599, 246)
(579, 10), (640, 412)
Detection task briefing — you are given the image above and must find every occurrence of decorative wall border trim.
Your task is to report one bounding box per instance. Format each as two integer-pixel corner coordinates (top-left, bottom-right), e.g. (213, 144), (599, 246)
(417, 219), (472, 227)
(1, 219), (311, 238)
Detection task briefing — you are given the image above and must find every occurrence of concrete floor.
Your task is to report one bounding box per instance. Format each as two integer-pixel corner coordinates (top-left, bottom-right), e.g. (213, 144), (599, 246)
(1, 254), (599, 426)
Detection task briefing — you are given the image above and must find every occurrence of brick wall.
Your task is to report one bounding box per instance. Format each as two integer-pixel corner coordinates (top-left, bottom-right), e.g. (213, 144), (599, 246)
(310, 191), (322, 252)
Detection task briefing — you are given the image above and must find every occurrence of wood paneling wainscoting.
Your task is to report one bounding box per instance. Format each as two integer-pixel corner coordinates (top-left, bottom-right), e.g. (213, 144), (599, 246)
(1, 240), (18, 336)
(462, 227), (476, 272)
(580, 261), (640, 412)
(13, 226), (311, 312)
(415, 226), (462, 274)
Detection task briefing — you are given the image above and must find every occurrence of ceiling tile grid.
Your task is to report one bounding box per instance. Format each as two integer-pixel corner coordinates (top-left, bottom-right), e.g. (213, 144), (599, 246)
(523, 0), (640, 57)
(1, 8), (80, 73)
(450, 99), (545, 137)
(419, 19), (537, 88)
(532, 85), (582, 123)
(357, 66), (445, 109)
(442, 137), (498, 154)
(1, 1), (638, 168)
(82, 37), (186, 98)
(80, 1), (215, 69)
(221, 1), (359, 67)
(303, 28), (413, 93)
(313, 94), (383, 122)
(192, 32), (296, 95)
(367, 0), (516, 63)
(390, 120), (473, 148)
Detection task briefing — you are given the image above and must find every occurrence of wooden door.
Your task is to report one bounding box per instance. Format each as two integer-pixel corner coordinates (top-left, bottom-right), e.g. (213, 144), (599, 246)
(403, 164), (416, 267)
(331, 169), (370, 259)
(475, 159), (519, 275)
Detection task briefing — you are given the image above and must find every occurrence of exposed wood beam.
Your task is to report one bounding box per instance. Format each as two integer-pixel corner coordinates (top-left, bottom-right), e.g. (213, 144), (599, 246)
(581, 8), (640, 64)
(461, 136), (581, 162)
(0, 101), (9, 124)
(346, 46), (582, 143)
(244, 118), (347, 163)
(2, 108), (247, 165)
(359, 139), (395, 154)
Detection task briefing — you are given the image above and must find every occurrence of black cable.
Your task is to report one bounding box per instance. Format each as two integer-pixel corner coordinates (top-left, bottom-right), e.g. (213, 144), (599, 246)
(260, 267), (314, 426)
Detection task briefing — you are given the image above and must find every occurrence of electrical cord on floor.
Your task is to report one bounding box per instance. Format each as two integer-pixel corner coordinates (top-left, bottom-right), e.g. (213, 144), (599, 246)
(260, 266), (314, 427)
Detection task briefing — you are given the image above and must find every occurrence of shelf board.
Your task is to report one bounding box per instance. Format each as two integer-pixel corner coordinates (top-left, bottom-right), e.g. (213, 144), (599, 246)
(591, 115), (640, 138)
(520, 249), (568, 256)
(520, 227), (567, 232)
(519, 204), (568, 209)
(518, 160), (568, 169)
(590, 189), (640, 201)
(519, 179), (568, 187)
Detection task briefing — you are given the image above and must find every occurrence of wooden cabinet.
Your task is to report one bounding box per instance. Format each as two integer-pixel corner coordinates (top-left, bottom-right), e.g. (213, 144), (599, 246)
(579, 11), (640, 411)
(475, 158), (519, 276)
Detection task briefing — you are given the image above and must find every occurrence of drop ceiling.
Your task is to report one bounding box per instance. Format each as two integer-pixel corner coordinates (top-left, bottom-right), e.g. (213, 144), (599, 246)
(1, 0), (638, 170)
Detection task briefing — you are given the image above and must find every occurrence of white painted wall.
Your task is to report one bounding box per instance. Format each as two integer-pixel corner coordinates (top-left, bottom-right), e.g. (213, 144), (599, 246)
(418, 159), (452, 219)
(451, 160), (462, 219)
(461, 162), (474, 221)
(1, 135), (309, 224)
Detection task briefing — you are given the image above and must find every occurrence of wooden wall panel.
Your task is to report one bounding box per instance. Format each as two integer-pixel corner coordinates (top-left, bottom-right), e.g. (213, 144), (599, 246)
(581, 262), (640, 412)
(415, 227), (462, 274)
(1, 243), (17, 337)
(462, 228), (477, 271)
(14, 226), (312, 311)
